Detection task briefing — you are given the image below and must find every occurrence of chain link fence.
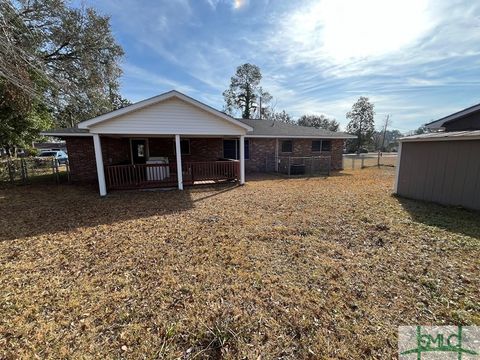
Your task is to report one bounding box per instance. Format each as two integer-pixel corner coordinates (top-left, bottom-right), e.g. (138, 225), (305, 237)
(0, 157), (70, 185)
(265, 154), (332, 176)
(343, 153), (398, 170)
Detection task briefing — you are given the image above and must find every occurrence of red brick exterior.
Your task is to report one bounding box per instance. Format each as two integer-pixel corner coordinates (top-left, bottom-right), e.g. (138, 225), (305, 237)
(148, 138), (223, 163)
(65, 137), (96, 182)
(65, 136), (345, 182)
(245, 138), (344, 172)
(65, 136), (132, 182)
(102, 137), (131, 166)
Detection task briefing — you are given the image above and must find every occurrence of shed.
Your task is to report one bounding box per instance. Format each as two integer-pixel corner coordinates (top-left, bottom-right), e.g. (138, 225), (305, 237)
(394, 104), (480, 211)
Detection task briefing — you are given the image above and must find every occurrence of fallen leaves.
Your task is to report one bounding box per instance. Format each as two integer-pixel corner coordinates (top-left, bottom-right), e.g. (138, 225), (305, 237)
(0, 168), (478, 359)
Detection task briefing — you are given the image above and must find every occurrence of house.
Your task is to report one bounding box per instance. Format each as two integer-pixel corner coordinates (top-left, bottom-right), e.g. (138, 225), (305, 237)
(34, 141), (67, 153)
(42, 90), (355, 196)
(394, 103), (480, 210)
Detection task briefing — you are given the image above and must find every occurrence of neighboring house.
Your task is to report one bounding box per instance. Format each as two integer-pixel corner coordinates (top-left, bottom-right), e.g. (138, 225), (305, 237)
(34, 141), (67, 153)
(42, 90), (354, 196)
(394, 103), (480, 210)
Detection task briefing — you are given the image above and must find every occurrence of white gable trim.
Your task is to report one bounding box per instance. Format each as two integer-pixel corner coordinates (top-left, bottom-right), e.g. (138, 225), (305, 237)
(77, 90), (252, 132)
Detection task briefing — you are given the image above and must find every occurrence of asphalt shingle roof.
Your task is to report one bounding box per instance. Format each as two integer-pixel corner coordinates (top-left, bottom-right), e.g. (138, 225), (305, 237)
(41, 120), (356, 139)
(238, 119), (355, 139)
(42, 128), (90, 135)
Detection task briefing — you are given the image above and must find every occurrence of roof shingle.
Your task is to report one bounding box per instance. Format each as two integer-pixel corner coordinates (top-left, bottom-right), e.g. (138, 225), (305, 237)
(238, 119), (355, 139)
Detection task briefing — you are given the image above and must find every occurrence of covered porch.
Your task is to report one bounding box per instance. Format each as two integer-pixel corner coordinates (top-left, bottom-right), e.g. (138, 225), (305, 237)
(94, 134), (245, 195)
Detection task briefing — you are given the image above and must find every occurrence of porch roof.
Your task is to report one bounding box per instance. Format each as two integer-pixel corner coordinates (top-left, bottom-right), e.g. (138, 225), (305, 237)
(42, 128), (91, 137)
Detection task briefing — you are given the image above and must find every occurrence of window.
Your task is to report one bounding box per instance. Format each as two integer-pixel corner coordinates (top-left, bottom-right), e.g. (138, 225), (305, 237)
(223, 140), (237, 159)
(223, 139), (249, 160)
(312, 140), (332, 152)
(180, 139), (190, 155)
(281, 140), (293, 153)
(321, 140), (332, 151)
(137, 144), (145, 157)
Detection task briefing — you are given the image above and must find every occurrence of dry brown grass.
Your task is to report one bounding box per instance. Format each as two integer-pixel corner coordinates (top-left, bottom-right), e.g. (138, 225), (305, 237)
(0, 168), (479, 359)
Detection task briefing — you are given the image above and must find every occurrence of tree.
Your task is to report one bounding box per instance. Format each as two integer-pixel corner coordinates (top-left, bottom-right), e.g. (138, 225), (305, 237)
(373, 129), (403, 151)
(0, 80), (53, 155)
(0, 0), (125, 152)
(298, 114), (340, 131)
(414, 125), (428, 135)
(264, 109), (295, 124)
(346, 97), (375, 152)
(223, 63), (271, 119)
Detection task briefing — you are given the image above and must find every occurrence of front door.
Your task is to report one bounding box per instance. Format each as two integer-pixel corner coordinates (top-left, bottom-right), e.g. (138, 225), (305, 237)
(131, 139), (147, 164)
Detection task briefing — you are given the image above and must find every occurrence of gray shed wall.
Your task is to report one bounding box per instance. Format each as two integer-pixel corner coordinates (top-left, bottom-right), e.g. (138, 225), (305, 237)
(397, 140), (480, 210)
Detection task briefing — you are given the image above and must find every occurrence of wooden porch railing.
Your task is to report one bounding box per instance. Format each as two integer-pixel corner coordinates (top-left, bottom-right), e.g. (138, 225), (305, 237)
(105, 160), (239, 190)
(184, 161), (239, 182)
(105, 163), (177, 190)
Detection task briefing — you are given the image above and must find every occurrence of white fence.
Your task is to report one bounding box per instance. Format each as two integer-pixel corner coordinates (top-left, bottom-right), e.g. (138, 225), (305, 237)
(343, 153), (398, 170)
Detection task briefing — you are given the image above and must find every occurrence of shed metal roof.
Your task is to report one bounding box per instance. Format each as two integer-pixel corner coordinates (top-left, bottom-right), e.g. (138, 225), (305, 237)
(399, 130), (480, 142)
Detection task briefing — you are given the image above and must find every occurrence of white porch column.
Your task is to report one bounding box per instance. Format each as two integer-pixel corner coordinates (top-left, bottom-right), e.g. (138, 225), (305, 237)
(175, 134), (183, 190)
(92, 134), (107, 196)
(239, 135), (245, 185)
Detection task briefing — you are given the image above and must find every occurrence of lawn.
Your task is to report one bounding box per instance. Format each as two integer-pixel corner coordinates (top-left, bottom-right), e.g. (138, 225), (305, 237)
(0, 168), (479, 359)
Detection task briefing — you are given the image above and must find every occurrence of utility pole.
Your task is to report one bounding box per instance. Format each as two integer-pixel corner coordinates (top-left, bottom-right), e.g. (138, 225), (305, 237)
(258, 96), (262, 119)
(378, 115), (390, 167)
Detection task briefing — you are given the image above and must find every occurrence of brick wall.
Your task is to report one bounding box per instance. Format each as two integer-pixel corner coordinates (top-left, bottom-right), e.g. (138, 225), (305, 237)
(245, 138), (344, 172)
(245, 138), (276, 172)
(102, 137), (130, 165)
(330, 139), (344, 170)
(65, 136), (345, 182)
(149, 137), (223, 163)
(65, 137), (97, 182)
(65, 136), (131, 182)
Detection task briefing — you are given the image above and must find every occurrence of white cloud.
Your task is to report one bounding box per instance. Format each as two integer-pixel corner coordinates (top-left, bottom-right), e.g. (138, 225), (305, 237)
(92, 0), (480, 131)
(122, 63), (195, 95)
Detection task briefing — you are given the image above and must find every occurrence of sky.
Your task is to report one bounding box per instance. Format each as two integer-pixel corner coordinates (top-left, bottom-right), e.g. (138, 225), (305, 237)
(83, 0), (480, 132)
